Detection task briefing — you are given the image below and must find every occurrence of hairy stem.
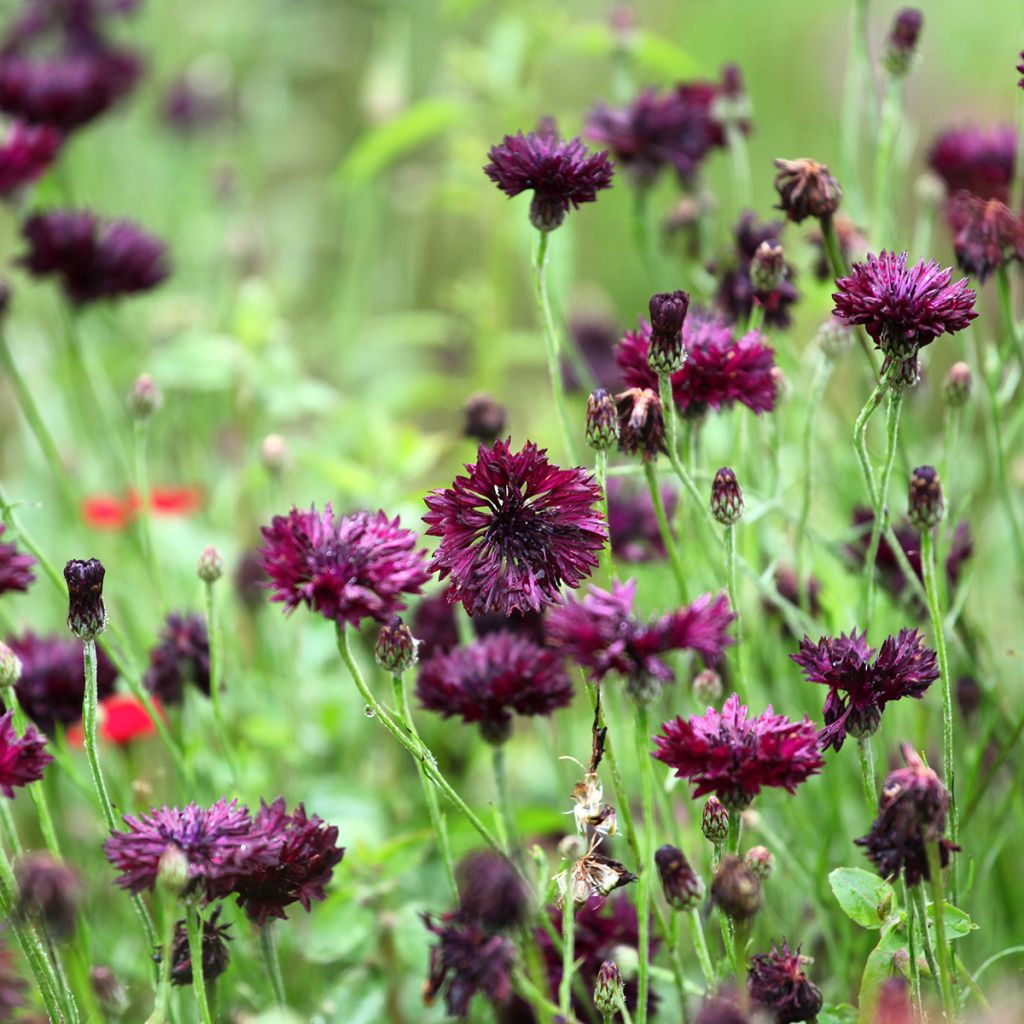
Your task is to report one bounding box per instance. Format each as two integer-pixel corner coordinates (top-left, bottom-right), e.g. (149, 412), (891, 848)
(260, 922), (287, 1005)
(926, 844), (958, 1022)
(857, 735), (877, 811)
(186, 902), (215, 1024)
(643, 462), (688, 603)
(633, 704), (655, 1024)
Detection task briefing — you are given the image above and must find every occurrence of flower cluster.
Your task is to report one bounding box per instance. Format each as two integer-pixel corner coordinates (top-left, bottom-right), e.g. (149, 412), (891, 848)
(143, 612), (210, 705)
(0, 523), (36, 596)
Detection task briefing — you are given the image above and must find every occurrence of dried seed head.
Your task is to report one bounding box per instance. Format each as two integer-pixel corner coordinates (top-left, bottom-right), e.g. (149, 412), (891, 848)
(63, 558), (107, 640)
(570, 772), (617, 837)
(711, 467), (744, 526)
(615, 387), (666, 461)
(463, 393), (507, 444)
(908, 465), (944, 530)
(586, 388), (620, 451)
(711, 854), (763, 921)
(374, 617), (419, 675)
(655, 844), (704, 911)
(702, 796), (729, 845)
(773, 158), (842, 223)
(196, 545), (223, 584)
(944, 361), (972, 407)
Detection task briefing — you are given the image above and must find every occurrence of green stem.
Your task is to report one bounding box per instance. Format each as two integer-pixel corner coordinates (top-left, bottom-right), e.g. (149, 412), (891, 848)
(595, 449), (614, 586)
(853, 364), (899, 531)
(820, 216), (877, 373)
(531, 231), (579, 463)
(633, 704), (655, 1024)
(926, 845), (958, 1022)
(260, 922), (287, 1006)
(659, 375), (709, 518)
(643, 462), (687, 603)
(997, 263), (1024, 369)
(911, 884), (940, 1001)
(903, 878), (924, 1018)
(796, 356), (832, 607)
(840, 0), (872, 219)
(492, 744), (516, 853)
(746, 301), (765, 336)
(857, 736), (877, 811)
(631, 189), (657, 282)
(726, 124), (752, 212)
(689, 907), (717, 992)
(559, 863), (575, 1019)
(726, 809), (743, 855)
(723, 525), (743, 699)
(203, 579), (239, 788)
(148, 899), (176, 1024)
(872, 75), (903, 247)
(186, 903), (214, 1024)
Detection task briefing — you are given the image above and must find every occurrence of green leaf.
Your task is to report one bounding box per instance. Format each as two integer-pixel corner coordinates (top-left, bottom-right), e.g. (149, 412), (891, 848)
(857, 923), (907, 1024)
(925, 901), (978, 943)
(819, 1006), (858, 1024)
(829, 867), (896, 929)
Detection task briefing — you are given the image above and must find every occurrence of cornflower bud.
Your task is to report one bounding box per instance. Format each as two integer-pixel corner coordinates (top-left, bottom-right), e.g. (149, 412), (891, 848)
(702, 796), (729, 845)
(197, 545), (223, 584)
(64, 559), (107, 640)
(586, 389), (619, 451)
(0, 642), (20, 690)
(463, 393), (506, 444)
(647, 290), (689, 375)
(711, 854), (763, 921)
(655, 845), (703, 911)
(375, 617), (418, 675)
(908, 466), (944, 530)
(711, 467), (744, 526)
(745, 845), (774, 881)
(692, 668), (723, 705)
(750, 240), (786, 294)
(129, 373), (162, 419)
(594, 960), (624, 1017)
(944, 361), (971, 407)
(884, 8), (924, 76)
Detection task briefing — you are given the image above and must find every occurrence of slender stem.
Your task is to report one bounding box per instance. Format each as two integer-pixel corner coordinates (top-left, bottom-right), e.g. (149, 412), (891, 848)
(911, 884), (940, 999)
(643, 462), (687, 603)
(903, 878), (924, 1018)
(531, 231), (579, 463)
(857, 736), (877, 811)
(942, 407), (961, 506)
(746, 301), (765, 336)
(926, 845), (958, 1022)
(872, 75), (903, 247)
(997, 264), (1024, 368)
(148, 899), (176, 1024)
(559, 864), (575, 1019)
(633, 704), (655, 1024)
(689, 908), (717, 992)
(492, 744), (516, 852)
(631, 189), (657, 281)
(595, 449), (614, 586)
(726, 124), (752, 212)
(723, 525), (743, 698)
(840, 0), (872, 218)
(659, 375), (709, 518)
(796, 356), (832, 607)
(820, 216), (878, 374)
(260, 922), (287, 1006)
(203, 579), (239, 787)
(186, 903), (214, 1024)
(853, 365), (899, 529)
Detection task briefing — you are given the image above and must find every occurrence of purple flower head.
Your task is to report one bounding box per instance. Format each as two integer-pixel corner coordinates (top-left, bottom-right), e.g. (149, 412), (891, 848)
(456, 850), (530, 932)
(259, 505), (430, 629)
(423, 912), (515, 1017)
(0, 523), (36, 595)
(0, 120), (61, 198)
(21, 210), (169, 304)
(169, 908), (231, 987)
(791, 628), (938, 751)
(652, 693), (823, 810)
(832, 251), (977, 365)
(618, 311), (778, 417)
(928, 125), (1016, 203)
(546, 580), (734, 703)
(564, 312), (623, 394)
(230, 799), (344, 925)
(484, 123), (613, 231)
(103, 799), (278, 899)
(948, 191), (1024, 282)
(607, 476), (676, 563)
(5, 631), (117, 734)
(423, 439), (606, 617)
(143, 612), (210, 706)
(15, 851), (81, 940)
(748, 942), (823, 1023)
(0, 710), (51, 797)
(416, 631), (572, 744)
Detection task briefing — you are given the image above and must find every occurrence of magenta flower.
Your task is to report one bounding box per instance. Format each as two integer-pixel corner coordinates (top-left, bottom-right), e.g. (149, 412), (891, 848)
(617, 312), (778, 417)
(423, 439), (606, 617)
(652, 694), (824, 809)
(416, 631), (572, 743)
(928, 125), (1016, 204)
(546, 580), (734, 702)
(484, 121), (613, 231)
(947, 191), (1024, 282)
(0, 710), (51, 798)
(143, 612), (210, 705)
(0, 524), (36, 596)
(748, 942), (823, 1024)
(791, 629), (938, 751)
(259, 505), (430, 629)
(231, 799), (344, 926)
(0, 120), (61, 198)
(103, 799), (277, 899)
(21, 209), (169, 304)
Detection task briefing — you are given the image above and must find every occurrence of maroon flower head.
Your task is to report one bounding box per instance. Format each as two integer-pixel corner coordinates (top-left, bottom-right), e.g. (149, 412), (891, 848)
(484, 123), (613, 231)
(653, 693), (823, 809)
(260, 505), (430, 628)
(791, 629), (938, 751)
(411, 592), (460, 660)
(63, 557), (106, 639)
(21, 210), (169, 304)
(928, 125), (1016, 203)
(4, 631), (116, 734)
(748, 942), (823, 1023)
(607, 476), (676, 563)
(230, 799), (344, 925)
(546, 579), (734, 703)
(416, 631), (572, 744)
(0, 120), (60, 197)
(832, 251), (977, 365)
(143, 612), (209, 706)
(0, 710), (51, 797)
(0, 523), (36, 595)
(456, 850), (530, 932)
(169, 908), (231, 987)
(423, 912), (515, 1017)
(103, 799), (277, 899)
(423, 439), (606, 617)
(948, 191), (1024, 282)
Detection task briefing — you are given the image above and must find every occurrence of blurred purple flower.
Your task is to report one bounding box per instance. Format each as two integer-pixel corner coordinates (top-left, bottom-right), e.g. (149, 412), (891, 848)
(748, 942), (823, 1023)
(0, 119), (61, 198)
(423, 912), (515, 1017)
(0, 523), (36, 595)
(169, 908), (231, 987)
(0, 709), (51, 797)
(606, 476), (675, 563)
(928, 125), (1016, 204)
(947, 191), (1024, 282)
(143, 612), (210, 706)
(563, 313), (623, 394)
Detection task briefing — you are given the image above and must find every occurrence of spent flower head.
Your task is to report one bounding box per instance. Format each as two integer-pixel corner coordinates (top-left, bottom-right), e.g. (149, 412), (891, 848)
(773, 158), (842, 223)
(748, 942), (823, 1023)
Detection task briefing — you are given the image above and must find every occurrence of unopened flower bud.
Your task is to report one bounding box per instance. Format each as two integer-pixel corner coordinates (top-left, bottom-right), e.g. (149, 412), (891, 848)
(157, 844), (190, 896)
(702, 796), (729, 845)
(773, 158), (842, 223)
(944, 362), (971, 407)
(908, 465), (944, 530)
(463, 393), (507, 444)
(647, 290), (689, 375)
(594, 960), (624, 1016)
(129, 373), (162, 419)
(64, 558), (107, 640)
(817, 316), (853, 359)
(885, 8), (924, 76)
(750, 240), (786, 293)
(196, 545), (223, 584)
(0, 642), (21, 690)
(374, 617), (418, 674)
(586, 389), (619, 451)
(260, 433), (289, 475)
(745, 845), (774, 881)
(655, 845), (703, 911)
(847, 704), (882, 740)
(692, 669), (723, 705)
(711, 854), (763, 921)
(914, 172), (945, 207)
(711, 467), (744, 526)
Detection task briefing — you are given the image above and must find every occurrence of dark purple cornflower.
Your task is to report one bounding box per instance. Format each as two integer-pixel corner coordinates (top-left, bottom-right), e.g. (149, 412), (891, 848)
(928, 125), (1016, 204)
(606, 476), (676, 563)
(0, 941), (25, 1018)
(564, 313), (623, 394)
(652, 693), (824, 810)
(15, 851), (81, 940)
(832, 251), (977, 375)
(546, 579), (734, 702)
(230, 799), (344, 925)
(0, 120), (61, 198)
(4, 631), (116, 734)
(885, 9), (924, 75)
(234, 549), (268, 611)
(748, 942), (823, 1023)
(766, 567), (821, 625)
(260, 505), (430, 628)
(103, 799), (277, 900)
(0, 710), (51, 797)
(0, 523), (36, 595)
(423, 439), (606, 617)
(484, 122), (613, 231)
(63, 557), (106, 640)
(791, 629), (938, 751)
(947, 191), (1024, 282)
(618, 312), (778, 416)
(169, 908), (231, 987)
(21, 210), (169, 304)
(615, 386), (666, 460)
(456, 850), (530, 932)
(422, 912), (515, 1017)
(416, 631), (572, 744)
(143, 612), (210, 706)
(855, 744), (958, 886)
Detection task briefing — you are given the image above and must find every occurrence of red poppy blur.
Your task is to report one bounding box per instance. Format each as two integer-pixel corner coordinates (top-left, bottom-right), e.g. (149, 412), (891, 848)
(67, 695), (163, 746)
(81, 486), (204, 531)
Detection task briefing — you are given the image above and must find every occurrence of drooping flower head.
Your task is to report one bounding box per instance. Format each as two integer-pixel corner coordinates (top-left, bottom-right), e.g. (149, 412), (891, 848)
(416, 631), (572, 744)
(606, 476), (676, 563)
(169, 909), (231, 987)
(21, 210), (169, 304)
(423, 439), (606, 617)
(143, 612), (210, 705)
(260, 505), (430, 628)
(748, 942), (823, 1023)
(0, 523), (36, 596)
(0, 120), (61, 198)
(773, 158), (842, 223)
(614, 387), (666, 460)
(546, 579), (734, 703)
(103, 799), (277, 899)
(230, 799), (344, 925)
(928, 125), (1016, 203)
(790, 629), (938, 751)
(0, 710), (51, 797)
(484, 121), (613, 232)
(947, 191), (1024, 282)
(652, 694), (823, 809)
